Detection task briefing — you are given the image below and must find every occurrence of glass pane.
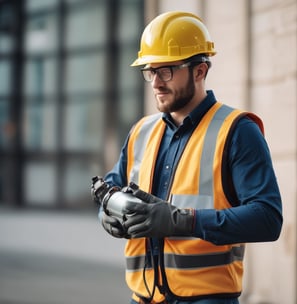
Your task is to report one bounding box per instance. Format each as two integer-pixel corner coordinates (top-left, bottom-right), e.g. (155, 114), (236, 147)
(63, 97), (104, 151)
(117, 3), (142, 42)
(26, 0), (59, 12)
(25, 14), (58, 54)
(66, 0), (85, 4)
(66, 3), (107, 49)
(24, 162), (57, 206)
(0, 2), (15, 40)
(64, 160), (102, 205)
(119, 91), (142, 128)
(118, 91), (142, 145)
(0, 60), (11, 95)
(23, 99), (57, 150)
(0, 159), (16, 203)
(65, 54), (105, 94)
(0, 100), (13, 149)
(0, 34), (14, 53)
(118, 46), (140, 91)
(24, 58), (57, 96)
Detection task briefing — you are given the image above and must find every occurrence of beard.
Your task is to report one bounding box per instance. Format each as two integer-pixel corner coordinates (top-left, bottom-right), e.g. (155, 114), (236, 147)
(155, 72), (195, 113)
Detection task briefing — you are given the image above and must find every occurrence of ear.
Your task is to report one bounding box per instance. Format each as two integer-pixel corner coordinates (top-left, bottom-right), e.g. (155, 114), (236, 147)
(193, 63), (209, 80)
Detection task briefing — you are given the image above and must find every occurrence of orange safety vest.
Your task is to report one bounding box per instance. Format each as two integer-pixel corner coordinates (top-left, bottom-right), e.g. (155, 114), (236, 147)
(125, 102), (264, 303)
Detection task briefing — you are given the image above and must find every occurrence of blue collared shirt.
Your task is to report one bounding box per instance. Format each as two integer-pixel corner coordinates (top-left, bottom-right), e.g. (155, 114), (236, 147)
(104, 90), (282, 245)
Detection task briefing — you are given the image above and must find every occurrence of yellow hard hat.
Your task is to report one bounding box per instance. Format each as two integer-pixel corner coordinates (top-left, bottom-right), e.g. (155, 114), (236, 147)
(131, 11), (216, 66)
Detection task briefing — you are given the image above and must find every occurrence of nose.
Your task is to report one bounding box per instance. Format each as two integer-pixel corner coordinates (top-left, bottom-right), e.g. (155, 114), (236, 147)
(151, 73), (165, 88)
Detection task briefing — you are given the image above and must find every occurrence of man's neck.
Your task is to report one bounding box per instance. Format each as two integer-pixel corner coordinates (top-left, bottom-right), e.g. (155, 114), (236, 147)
(170, 91), (207, 126)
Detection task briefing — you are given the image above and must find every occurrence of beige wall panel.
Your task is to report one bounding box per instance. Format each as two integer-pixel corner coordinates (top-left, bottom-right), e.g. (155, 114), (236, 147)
(204, 0), (248, 109)
(242, 158), (296, 303)
(205, 76), (247, 109)
(251, 9), (296, 83)
(252, 78), (296, 155)
(158, 0), (201, 14)
(252, 0), (294, 12)
(243, 243), (283, 303)
(248, 1), (296, 302)
(275, 158), (297, 303)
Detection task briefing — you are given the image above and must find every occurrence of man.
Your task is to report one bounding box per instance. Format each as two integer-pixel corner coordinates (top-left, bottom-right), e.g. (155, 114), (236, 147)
(93, 11), (283, 304)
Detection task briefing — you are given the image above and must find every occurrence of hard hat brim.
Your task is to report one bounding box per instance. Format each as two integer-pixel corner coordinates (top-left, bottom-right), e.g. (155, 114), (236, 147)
(131, 52), (216, 67)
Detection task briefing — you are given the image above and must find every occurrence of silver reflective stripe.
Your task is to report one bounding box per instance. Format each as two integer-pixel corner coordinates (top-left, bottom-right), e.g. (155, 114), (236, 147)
(199, 105), (234, 199)
(126, 245), (245, 271)
(164, 245), (245, 270)
(171, 194), (213, 210)
(126, 255), (149, 272)
(129, 113), (162, 184)
(170, 105), (234, 211)
(130, 105), (234, 206)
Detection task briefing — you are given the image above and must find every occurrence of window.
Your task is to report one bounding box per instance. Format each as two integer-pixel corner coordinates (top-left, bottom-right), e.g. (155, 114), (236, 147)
(0, 0), (144, 208)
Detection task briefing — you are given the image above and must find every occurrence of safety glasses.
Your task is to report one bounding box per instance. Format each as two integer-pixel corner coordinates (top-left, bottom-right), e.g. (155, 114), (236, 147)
(141, 62), (202, 82)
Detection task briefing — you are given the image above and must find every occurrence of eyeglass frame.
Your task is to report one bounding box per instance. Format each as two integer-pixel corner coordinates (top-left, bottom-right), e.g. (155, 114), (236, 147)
(140, 61), (204, 82)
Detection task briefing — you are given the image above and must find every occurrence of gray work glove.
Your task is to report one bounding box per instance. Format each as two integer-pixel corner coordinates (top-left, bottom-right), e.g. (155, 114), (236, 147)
(124, 189), (195, 238)
(100, 211), (129, 239)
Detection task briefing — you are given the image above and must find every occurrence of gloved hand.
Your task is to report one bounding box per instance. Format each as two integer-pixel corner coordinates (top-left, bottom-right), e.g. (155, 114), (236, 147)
(123, 189), (195, 238)
(101, 212), (129, 238)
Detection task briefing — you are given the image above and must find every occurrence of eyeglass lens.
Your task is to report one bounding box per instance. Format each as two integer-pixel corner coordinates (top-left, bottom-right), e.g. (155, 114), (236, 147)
(142, 67), (172, 82)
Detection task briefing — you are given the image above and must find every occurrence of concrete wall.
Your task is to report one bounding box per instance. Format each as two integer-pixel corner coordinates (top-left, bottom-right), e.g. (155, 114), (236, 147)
(244, 1), (296, 303)
(143, 0), (297, 303)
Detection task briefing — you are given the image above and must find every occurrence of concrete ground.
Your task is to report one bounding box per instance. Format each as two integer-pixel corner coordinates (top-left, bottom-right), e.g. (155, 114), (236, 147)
(0, 207), (131, 304)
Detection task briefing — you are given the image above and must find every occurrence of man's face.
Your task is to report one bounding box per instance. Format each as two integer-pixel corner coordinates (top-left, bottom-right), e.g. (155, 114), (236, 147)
(149, 61), (195, 114)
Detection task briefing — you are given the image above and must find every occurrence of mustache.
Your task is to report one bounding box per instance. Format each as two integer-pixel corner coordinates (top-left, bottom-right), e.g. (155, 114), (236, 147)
(155, 87), (172, 94)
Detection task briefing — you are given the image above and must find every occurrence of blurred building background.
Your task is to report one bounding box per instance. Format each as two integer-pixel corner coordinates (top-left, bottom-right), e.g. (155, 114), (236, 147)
(0, 0), (296, 303)
(0, 0), (144, 208)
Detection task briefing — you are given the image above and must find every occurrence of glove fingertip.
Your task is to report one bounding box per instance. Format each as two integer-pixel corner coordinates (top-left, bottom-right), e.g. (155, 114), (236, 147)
(132, 189), (148, 200)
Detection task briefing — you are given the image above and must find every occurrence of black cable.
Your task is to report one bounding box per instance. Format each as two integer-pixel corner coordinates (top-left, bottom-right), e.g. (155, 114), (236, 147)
(142, 238), (156, 302)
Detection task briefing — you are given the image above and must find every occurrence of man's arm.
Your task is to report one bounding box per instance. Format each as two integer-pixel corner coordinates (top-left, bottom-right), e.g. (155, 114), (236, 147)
(194, 118), (283, 244)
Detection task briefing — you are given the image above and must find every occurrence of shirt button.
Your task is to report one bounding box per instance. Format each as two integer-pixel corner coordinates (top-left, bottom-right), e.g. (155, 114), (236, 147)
(175, 134), (180, 139)
(165, 165), (170, 170)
